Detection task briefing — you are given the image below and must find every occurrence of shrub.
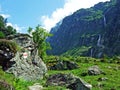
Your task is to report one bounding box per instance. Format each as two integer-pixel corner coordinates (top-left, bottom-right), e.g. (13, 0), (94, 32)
(0, 39), (18, 53)
(0, 31), (5, 39)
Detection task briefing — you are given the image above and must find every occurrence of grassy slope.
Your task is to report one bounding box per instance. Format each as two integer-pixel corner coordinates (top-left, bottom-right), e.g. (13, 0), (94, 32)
(0, 57), (120, 90)
(47, 56), (120, 90)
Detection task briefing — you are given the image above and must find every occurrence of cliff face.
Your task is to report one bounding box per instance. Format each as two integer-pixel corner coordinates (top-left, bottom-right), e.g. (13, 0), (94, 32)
(47, 0), (120, 58)
(0, 34), (47, 81)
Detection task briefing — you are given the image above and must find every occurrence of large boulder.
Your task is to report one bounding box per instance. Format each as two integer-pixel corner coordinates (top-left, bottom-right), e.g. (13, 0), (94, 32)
(88, 65), (103, 75)
(49, 60), (79, 70)
(28, 83), (43, 90)
(5, 34), (47, 81)
(46, 73), (92, 90)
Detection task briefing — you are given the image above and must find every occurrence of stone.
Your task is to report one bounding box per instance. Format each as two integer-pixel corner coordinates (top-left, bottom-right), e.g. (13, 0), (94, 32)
(46, 73), (92, 90)
(5, 34), (47, 81)
(81, 72), (88, 76)
(97, 77), (108, 81)
(88, 65), (103, 75)
(49, 60), (79, 70)
(28, 83), (43, 90)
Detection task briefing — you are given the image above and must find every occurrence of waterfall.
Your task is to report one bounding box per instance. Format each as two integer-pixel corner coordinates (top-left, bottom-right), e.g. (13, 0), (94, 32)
(97, 34), (101, 47)
(103, 15), (106, 27)
(90, 48), (93, 57)
(98, 52), (103, 58)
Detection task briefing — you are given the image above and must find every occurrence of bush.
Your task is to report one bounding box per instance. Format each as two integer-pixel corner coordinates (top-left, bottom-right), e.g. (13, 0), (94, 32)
(0, 31), (5, 39)
(0, 39), (18, 53)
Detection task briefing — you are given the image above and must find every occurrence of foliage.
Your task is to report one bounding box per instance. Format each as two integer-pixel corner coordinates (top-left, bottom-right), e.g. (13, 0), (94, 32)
(28, 25), (52, 59)
(1, 55), (120, 90)
(0, 66), (15, 89)
(0, 66), (66, 90)
(0, 31), (5, 39)
(0, 15), (16, 37)
(0, 16), (5, 29)
(0, 39), (18, 53)
(46, 56), (120, 90)
(62, 46), (91, 57)
(6, 26), (16, 35)
(82, 10), (103, 21)
(27, 27), (33, 34)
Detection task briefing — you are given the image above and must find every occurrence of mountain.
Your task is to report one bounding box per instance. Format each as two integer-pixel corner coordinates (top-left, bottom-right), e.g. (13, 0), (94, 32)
(47, 0), (120, 58)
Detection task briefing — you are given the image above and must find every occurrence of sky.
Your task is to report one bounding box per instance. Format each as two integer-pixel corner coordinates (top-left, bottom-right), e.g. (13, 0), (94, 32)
(0, 0), (110, 33)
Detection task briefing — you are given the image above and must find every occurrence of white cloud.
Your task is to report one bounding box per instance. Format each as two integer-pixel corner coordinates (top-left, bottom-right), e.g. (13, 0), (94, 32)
(6, 23), (27, 33)
(41, 0), (110, 32)
(0, 14), (27, 33)
(0, 14), (11, 18)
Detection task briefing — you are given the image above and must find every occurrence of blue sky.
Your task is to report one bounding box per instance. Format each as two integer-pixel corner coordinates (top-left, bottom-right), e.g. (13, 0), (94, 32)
(0, 0), (110, 33)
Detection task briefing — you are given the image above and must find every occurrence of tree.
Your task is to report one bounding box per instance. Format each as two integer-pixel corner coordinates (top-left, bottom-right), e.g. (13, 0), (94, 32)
(6, 26), (16, 35)
(28, 25), (52, 59)
(0, 31), (5, 38)
(0, 16), (5, 29)
(27, 27), (33, 34)
(0, 15), (16, 36)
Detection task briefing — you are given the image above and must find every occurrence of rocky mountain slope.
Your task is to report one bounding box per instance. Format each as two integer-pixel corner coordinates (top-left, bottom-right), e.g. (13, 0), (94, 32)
(47, 0), (120, 58)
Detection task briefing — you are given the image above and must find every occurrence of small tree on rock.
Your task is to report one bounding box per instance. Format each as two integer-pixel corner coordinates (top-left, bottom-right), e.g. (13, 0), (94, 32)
(28, 25), (51, 59)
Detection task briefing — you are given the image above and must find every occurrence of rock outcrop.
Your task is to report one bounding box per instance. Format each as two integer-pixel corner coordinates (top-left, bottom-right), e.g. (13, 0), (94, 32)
(5, 34), (47, 81)
(28, 83), (43, 90)
(0, 39), (17, 70)
(49, 60), (79, 70)
(88, 65), (103, 75)
(46, 73), (92, 90)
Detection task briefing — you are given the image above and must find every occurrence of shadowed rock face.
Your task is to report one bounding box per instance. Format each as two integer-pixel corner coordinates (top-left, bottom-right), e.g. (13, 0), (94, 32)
(4, 34), (47, 81)
(49, 60), (79, 70)
(0, 39), (16, 70)
(46, 73), (92, 90)
(47, 0), (120, 58)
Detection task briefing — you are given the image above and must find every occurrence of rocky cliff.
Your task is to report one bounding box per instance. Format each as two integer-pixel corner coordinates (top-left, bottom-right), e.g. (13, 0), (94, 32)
(0, 39), (17, 70)
(0, 34), (47, 81)
(47, 0), (120, 58)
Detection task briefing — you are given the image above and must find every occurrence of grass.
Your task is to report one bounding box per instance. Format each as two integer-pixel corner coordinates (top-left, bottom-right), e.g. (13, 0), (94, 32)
(62, 46), (91, 57)
(46, 56), (120, 90)
(0, 56), (120, 90)
(48, 63), (120, 90)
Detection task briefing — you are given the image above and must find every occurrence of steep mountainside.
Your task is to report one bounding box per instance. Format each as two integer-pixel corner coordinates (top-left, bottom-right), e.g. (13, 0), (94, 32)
(47, 0), (120, 58)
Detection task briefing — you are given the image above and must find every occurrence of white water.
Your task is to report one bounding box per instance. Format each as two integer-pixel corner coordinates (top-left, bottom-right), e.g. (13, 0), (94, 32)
(103, 15), (107, 26)
(97, 34), (101, 47)
(90, 48), (93, 57)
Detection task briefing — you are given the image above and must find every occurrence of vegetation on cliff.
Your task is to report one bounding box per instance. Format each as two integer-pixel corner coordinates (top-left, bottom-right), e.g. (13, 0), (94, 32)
(47, 0), (120, 58)
(28, 25), (52, 59)
(0, 16), (16, 38)
(0, 39), (18, 54)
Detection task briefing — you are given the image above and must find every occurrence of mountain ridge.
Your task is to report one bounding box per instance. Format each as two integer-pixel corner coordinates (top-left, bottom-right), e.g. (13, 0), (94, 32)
(47, 0), (120, 58)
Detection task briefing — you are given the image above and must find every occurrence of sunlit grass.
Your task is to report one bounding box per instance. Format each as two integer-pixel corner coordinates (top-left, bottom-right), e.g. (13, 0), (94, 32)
(0, 56), (120, 90)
